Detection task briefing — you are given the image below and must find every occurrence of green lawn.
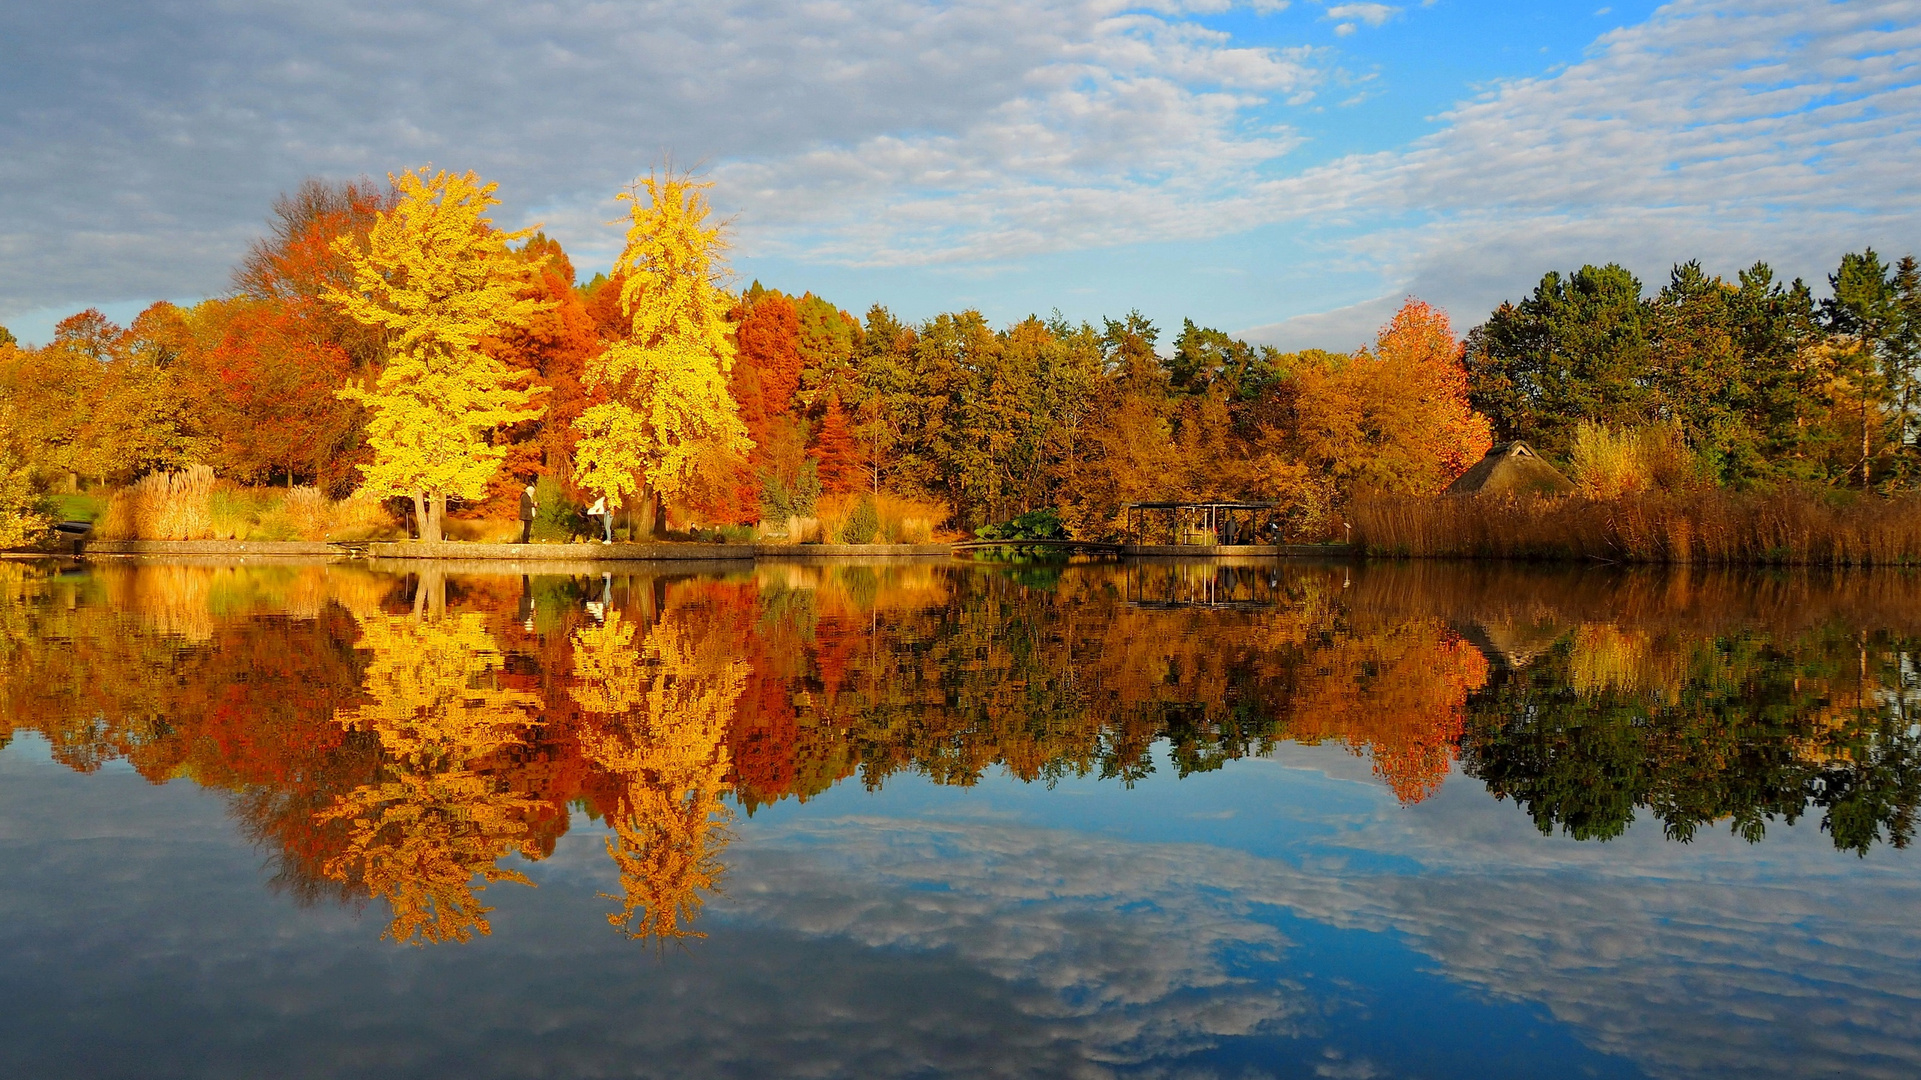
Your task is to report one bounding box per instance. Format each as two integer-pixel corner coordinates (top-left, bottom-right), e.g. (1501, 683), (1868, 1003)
(50, 492), (105, 523)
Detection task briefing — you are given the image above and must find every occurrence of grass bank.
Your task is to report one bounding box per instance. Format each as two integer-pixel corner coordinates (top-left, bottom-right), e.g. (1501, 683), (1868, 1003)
(1352, 488), (1921, 565)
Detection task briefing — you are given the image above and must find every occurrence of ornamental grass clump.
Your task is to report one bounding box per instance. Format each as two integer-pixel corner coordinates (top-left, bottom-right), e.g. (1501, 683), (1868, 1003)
(100, 466), (216, 540)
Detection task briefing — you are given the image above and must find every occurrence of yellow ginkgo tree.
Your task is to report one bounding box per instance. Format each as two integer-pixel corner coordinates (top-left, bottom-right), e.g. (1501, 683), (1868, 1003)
(326, 168), (550, 541)
(574, 171), (751, 536)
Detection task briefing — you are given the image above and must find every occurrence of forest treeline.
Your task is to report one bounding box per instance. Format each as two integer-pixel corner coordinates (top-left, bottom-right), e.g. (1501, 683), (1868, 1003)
(2, 167), (1919, 543)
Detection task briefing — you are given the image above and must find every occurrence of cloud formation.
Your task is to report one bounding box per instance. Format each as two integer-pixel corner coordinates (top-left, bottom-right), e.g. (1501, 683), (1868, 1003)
(1245, 0), (1921, 344)
(1, 1), (1916, 348)
(0, 0), (1325, 320)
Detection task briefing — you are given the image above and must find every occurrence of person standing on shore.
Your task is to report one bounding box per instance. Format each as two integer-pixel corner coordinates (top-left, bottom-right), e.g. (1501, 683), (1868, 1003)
(519, 482), (538, 544)
(587, 495), (611, 544)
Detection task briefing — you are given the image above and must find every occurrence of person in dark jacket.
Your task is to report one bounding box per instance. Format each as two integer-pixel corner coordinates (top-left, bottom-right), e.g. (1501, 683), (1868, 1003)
(518, 482), (537, 544)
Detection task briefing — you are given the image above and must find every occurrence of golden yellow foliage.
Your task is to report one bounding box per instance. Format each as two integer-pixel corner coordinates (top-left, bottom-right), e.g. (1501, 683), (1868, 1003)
(571, 609), (746, 941)
(574, 172), (751, 511)
(326, 168), (550, 539)
(319, 612), (546, 945)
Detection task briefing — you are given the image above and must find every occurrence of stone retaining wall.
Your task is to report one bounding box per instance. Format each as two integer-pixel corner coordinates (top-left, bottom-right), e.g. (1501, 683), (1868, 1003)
(363, 541), (954, 560)
(44, 539), (1355, 561)
(78, 540), (346, 557)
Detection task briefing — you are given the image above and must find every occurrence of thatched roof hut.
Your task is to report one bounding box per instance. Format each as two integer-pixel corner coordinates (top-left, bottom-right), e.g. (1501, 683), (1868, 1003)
(1443, 441), (1574, 496)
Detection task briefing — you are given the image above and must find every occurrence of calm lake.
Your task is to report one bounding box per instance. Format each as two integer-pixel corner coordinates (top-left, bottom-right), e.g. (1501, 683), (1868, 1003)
(2, 556), (1918, 1079)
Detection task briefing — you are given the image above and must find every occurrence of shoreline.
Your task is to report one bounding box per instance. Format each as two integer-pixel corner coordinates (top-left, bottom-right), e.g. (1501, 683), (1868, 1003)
(19, 538), (1360, 561)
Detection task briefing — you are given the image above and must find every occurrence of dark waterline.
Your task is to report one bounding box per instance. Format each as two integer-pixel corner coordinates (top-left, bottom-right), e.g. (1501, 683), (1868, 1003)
(1, 557), (1917, 1079)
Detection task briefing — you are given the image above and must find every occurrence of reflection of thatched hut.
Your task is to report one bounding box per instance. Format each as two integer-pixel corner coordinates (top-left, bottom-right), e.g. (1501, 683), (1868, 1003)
(1444, 441), (1574, 496)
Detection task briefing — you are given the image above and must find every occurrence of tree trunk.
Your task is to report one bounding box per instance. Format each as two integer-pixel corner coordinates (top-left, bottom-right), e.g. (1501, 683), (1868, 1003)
(417, 493), (445, 543)
(634, 484), (658, 539)
(411, 493), (428, 540)
(1864, 397), (1873, 488)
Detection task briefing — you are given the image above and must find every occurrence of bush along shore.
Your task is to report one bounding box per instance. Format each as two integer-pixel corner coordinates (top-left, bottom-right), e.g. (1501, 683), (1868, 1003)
(1353, 488), (1921, 565)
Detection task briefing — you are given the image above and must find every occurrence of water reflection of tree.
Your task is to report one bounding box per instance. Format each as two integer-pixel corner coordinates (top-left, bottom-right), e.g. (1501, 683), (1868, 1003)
(1461, 628), (1921, 852)
(571, 608), (745, 941)
(11, 555), (1921, 918)
(318, 613), (546, 944)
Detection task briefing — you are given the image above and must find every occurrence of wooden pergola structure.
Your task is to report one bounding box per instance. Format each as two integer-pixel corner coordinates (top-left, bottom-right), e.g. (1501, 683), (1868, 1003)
(1123, 501), (1279, 546)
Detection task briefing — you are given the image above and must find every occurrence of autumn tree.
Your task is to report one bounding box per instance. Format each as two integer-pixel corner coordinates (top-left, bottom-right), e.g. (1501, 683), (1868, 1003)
(325, 168), (551, 541)
(187, 299), (362, 491)
(727, 289), (809, 521)
(483, 232), (603, 506)
(235, 176), (396, 370)
(812, 396), (860, 494)
(0, 405), (51, 546)
(573, 172), (751, 535)
(0, 306), (209, 488)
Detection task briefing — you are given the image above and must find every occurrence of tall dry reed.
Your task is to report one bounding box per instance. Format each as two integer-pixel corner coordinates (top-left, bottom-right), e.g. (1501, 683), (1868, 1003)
(98, 466), (216, 541)
(1352, 488), (1921, 565)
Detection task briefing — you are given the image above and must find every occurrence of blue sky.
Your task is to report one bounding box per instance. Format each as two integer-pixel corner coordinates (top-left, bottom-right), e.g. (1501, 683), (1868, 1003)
(0, 1), (1912, 349)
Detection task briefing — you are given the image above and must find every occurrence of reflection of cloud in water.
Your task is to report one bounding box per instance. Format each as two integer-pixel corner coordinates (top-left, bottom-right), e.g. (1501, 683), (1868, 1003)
(704, 777), (1921, 1080)
(6, 726), (1921, 1079)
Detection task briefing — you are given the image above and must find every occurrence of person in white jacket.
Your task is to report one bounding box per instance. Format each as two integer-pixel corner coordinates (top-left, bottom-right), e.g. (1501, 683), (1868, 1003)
(587, 496), (612, 544)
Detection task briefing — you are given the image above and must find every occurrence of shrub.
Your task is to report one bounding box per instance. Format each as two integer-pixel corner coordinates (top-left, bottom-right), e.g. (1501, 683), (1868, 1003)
(248, 499), (304, 541)
(328, 497), (399, 542)
(443, 516), (525, 543)
(531, 475), (584, 542)
(888, 516), (932, 544)
(209, 486), (268, 540)
(1569, 422), (1702, 499)
(283, 487), (332, 540)
(0, 447), (51, 548)
(760, 460), (821, 522)
(875, 493), (948, 543)
(977, 507), (1067, 542)
(839, 494), (880, 544)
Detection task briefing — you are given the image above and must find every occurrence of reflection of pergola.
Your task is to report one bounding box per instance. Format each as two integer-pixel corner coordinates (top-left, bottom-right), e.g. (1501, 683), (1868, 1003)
(1125, 561), (1280, 609)
(1123, 502), (1278, 546)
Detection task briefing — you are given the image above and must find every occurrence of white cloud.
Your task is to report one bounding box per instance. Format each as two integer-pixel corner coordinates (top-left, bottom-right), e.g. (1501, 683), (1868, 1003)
(1323, 4), (1399, 28)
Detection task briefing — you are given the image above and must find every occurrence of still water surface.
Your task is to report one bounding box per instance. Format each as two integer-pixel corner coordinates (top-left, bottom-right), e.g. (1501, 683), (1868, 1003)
(2, 557), (1918, 1079)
